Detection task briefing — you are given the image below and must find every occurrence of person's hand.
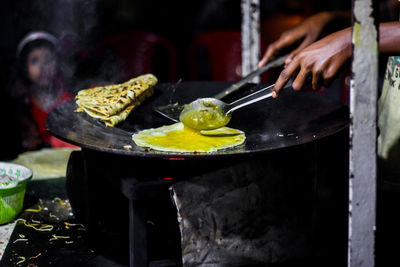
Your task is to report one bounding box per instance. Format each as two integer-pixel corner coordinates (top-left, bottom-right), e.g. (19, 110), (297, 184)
(272, 27), (352, 97)
(258, 12), (340, 68)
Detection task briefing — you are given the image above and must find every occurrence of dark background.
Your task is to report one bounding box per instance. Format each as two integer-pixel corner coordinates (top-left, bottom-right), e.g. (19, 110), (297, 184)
(0, 2), (397, 267)
(0, 0), (361, 160)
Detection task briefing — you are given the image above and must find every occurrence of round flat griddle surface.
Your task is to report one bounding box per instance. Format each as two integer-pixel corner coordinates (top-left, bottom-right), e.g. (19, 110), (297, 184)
(47, 81), (349, 159)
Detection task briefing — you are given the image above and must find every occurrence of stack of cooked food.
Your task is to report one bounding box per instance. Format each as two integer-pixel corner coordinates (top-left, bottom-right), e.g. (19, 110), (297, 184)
(75, 74), (157, 126)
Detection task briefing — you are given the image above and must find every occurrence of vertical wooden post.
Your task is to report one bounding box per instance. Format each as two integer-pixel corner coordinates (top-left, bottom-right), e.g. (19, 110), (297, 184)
(349, 0), (378, 266)
(241, 0), (260, 82)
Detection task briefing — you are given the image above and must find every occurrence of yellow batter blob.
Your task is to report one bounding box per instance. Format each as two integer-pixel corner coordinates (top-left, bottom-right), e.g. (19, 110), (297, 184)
(179, 100), (231, 130)
(132, 122), (245, 153)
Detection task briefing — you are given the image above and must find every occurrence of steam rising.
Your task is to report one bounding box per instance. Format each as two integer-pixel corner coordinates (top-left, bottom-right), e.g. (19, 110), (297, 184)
(17, 1), (114, 93)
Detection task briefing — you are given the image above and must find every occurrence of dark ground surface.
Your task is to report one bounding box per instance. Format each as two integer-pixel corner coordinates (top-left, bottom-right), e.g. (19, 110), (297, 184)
(0, 178), (128, 267)
(0, 176), (398, 267)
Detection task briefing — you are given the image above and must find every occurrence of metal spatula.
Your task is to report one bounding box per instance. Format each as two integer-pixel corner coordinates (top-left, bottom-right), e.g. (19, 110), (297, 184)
(153, 55), (287, 122)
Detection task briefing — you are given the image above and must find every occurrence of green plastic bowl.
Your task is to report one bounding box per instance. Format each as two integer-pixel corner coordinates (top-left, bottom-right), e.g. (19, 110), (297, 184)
(0, 162), (33, 224)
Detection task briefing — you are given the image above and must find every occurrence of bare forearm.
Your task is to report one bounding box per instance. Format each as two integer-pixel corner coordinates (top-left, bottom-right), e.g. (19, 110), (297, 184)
(334, 22), (400, 54)
(379, 22), (400, 54)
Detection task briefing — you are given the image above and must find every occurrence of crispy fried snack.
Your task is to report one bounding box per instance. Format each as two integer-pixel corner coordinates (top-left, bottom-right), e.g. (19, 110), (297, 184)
(75, 74), (157, 126)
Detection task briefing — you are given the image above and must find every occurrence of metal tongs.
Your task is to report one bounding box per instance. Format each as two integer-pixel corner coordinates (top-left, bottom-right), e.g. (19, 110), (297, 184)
(180, 79), (294, 130)
(153, 55), (287, 122)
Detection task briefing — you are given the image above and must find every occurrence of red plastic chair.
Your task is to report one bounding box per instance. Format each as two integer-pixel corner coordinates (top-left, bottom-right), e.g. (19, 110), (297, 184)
(189, 31), (242, 82)
(96, 31), (177, 82)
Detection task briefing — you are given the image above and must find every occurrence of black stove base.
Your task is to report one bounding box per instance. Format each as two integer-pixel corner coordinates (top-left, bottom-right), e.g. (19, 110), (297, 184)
(66, 150), (183, 267)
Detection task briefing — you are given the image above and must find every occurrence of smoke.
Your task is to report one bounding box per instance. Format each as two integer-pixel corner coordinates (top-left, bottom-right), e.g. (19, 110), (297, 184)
(37, 0), (112, 92)
(73, 0), (100, 43)
(34, 0), (101, 45)
(52, 0), (123, 91)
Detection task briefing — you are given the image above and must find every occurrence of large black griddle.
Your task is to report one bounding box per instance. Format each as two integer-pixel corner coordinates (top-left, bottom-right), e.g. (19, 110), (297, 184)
(47, 81), (349, 159)
(46, 81), (350, 267)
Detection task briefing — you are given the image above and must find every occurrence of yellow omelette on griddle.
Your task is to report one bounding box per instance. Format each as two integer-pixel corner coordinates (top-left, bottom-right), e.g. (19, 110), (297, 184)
(75, 74), (157, 126)
(132, 122), (245, 153)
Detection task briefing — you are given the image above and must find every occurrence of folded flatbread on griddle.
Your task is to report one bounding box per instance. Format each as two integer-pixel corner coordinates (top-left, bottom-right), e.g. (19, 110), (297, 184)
(75, 74), (157, 126)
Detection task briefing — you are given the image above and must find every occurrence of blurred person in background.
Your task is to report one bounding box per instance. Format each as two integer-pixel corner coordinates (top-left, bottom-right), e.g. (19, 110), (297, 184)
(13, 31), (76, 150)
